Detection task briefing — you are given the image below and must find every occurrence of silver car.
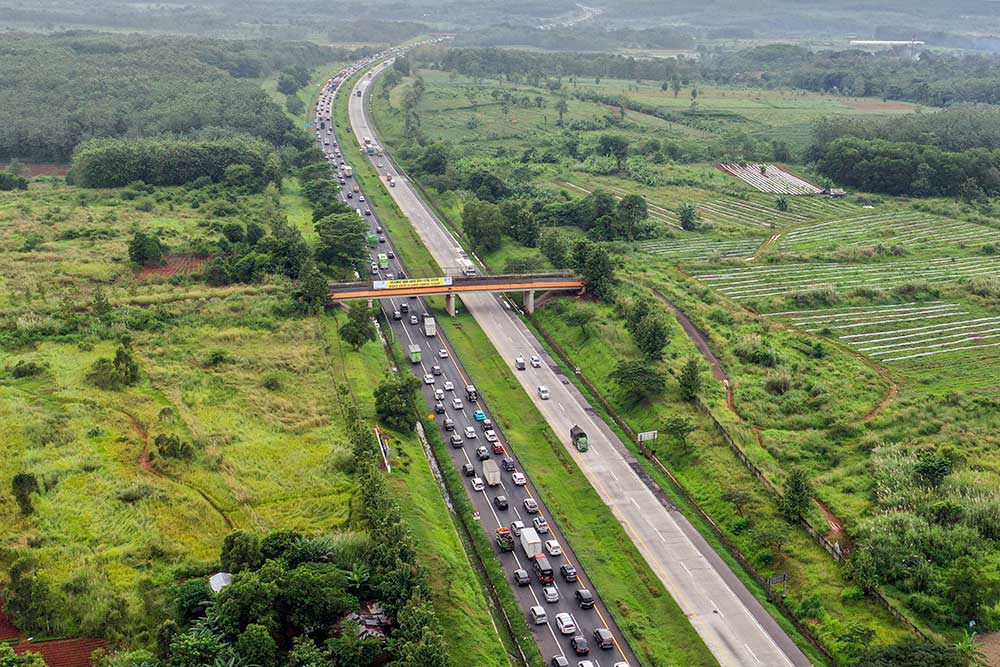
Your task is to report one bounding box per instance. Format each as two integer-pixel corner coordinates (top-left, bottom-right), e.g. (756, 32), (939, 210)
(542, 585), (560, 603)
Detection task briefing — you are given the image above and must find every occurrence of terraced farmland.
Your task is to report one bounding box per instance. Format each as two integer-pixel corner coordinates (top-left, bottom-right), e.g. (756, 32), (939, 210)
(717, 163), (823, 194)
(781, 210), (1000, 252)
(637, 236), (762, 261)
(771, 301), (1000, 366)
(693, 256), (1000, 300)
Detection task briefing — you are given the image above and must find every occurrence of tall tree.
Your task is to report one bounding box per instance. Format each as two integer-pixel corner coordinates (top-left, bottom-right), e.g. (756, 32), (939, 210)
(678, 356), (702, 402)
(374, 374), (422, 432)
(609, 360), (666, 401)
(315, 213), (368, 270)
(677, 203), (699, 231)
(339, 303), (377, 351)
(616, 194), (649, 240)
(461, 199), (505, 252)
(778, 467), (813, 522)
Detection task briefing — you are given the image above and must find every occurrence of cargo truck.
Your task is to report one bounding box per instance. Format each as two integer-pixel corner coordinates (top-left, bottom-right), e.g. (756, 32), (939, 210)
(343, 165), (353, 178)
(409, 344), (421, 364)
(571, 425), (589, 452)
(367, 233), (379, 248)
(482, 459), (501, 486)
(520, 527), (542, 557)
(496, 527), (514, 552)
(423, 317), (436, 337)
(466, 384), (478, 401)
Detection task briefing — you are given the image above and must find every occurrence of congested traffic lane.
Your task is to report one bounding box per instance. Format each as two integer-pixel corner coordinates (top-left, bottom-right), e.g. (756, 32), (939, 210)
(314, 59), (636, 667)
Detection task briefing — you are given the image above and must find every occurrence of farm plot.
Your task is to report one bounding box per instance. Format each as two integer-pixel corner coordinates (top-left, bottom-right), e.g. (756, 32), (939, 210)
(693, 256), (1000, 300)
(772, 301), (1000, 365)
(636, 237), (762, 261)
(782, 210), (1000, 252)
(717, 163), (823, 194)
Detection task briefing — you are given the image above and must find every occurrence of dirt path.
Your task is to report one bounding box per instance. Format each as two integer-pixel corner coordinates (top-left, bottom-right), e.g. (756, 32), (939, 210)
(648, 287), (737, 412)
(863, 381), (898, 423)
(815, 499), (847, 546)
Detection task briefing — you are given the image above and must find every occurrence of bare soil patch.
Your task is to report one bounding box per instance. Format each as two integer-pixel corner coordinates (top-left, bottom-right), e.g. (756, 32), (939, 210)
(139, 254), (208, 278)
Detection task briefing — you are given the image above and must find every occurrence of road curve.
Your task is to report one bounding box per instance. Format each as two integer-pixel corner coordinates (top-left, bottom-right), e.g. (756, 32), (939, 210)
(351, 61), (813, 667)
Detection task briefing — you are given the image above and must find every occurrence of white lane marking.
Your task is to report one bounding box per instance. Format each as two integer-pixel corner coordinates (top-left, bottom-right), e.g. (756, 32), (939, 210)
(745, 643), (761, 664)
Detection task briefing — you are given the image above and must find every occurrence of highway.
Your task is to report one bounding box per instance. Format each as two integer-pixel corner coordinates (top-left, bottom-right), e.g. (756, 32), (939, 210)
(316, 58), (638, 667)
(349, 60), (814, 667)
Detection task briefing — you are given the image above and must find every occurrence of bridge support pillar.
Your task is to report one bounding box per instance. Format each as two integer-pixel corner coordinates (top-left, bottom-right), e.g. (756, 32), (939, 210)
(367, 298), (374, 311)
(446, 293), (457, 317)
(524, 290), (535, 314)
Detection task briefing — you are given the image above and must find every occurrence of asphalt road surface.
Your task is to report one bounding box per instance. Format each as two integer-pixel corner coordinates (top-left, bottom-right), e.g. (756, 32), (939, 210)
(315, 66), (637, 667)
(346, 60), (814, 667)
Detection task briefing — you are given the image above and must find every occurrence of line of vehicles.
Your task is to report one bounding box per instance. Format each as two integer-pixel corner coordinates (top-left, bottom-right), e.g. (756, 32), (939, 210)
(315, 50), (633, 667)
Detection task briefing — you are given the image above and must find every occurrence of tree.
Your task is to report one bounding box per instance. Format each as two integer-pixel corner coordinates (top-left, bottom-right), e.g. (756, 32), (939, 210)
(0, 172), (28, 191)
(339, 303), (377, 351)
(462, 199), (505, 252)
(581, 244), (615, 299)
(678, 357), (702, 402)
(539, 228), (570, 268)
(677, 203), (699, 231)
(315, 213), (368, 270)
(565, 309), (595, 339)
(859, 637), (967, 667)
(752, 520), (790, 554)
(597, 134), (630, 169)
(0, 644), (45, 667)
(615, 194), (649, 240)
(277, 73), (300, 95)
(721, 487), (752, 517)
(534, 95), (544, 108)
(220, 531), (263, 573)
(374, 374), (422, 431)
(555, 98), (569, 125)
(915, 453), (952, 488)
(778, 467), (813, 522)
(174, 578), (212, 623)
(948, 557), (1000, 624)
(775, 196), (789, 212)
(295, 259), (329, 315)
(11, 472), (39, 515)
(609, 360), (666, 402)
(128, 231), (165, 266)
(92, 288), (111, 319)
(500, 199), (539, 247)
(662, 416), (696, 450)
(417, 143), (449, 175)
(86, 346), (140, 391)
(632, 312), (669, 359)
(285, 94), (305, 116)
(236, 624), (278, 667)
(672, 75), (681, 97)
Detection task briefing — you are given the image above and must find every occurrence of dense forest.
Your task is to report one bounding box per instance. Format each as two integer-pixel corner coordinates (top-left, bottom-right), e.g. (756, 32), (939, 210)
(0, 33), (361, 162)
(812, 107), (1000, 153)
(453, 24), (696, 51)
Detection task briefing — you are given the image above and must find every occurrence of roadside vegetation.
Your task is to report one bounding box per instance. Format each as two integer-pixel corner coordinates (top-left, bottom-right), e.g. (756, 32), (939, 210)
(368, 44), (1000, 665)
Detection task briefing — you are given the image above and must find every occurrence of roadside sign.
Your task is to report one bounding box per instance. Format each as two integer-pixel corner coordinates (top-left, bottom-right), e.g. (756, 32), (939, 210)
(303, 122), (314, 127)
(374, 425), (391, 473)
(473, 511), (481, 521)
(373, 276), (454, 290)
(767, 574), (788, 586)
(637, 430), (658, 442)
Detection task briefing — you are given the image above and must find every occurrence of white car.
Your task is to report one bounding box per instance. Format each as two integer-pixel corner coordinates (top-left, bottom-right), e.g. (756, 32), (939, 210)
(464, 426), (477, 439)
(423, 374), (435, 385)
(359, 195), (366, 202)
(533, 516), (549, 533)
(443, 380), (455, 391)
(377, 161), (384, 168)
(452, 398), (463, 410)
(544, 540), (562, 556)
(484, 429), (498, 443)
(538, 385), (550, 400)
(530, 354), (542, 368)
(555, 612), (576, 635)
(471, 477), (484, 491)
(542, 585), (560, 603)
(434, 388), (445, 400)
(529, 605), (547, 625)
(511, 471), (527, 486)
(438, 348), (449, 358)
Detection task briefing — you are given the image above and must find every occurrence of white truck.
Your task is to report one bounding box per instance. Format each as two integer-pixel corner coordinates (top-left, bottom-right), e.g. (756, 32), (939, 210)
(343, 165), (353, 178)
(459, 258), (477, 276)
(482, 459), (501, 487)
(520, 527), (542, 558)
(423, 317), (437, 337)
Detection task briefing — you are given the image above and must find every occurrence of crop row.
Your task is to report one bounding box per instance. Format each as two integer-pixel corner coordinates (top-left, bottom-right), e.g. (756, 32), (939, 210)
(783, 210), (1000, 249)
(717, 163), (823, 194)
(694, 256), (1000, 299)
(636, 237), (761, 261)
(773, 301), (1000, 364)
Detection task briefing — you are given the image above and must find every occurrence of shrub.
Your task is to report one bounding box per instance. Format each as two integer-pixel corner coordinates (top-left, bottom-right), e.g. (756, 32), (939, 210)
(86, 346), (140, 391)
(154, 434), (195, 460)
(734, 334), (780, 367)
(10, 360), (45, 378)
(764, 370), (793, 395)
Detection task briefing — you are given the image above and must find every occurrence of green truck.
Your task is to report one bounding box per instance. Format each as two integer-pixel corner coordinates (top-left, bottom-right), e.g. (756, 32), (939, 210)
(409, 344), (422, 364)
(570, 425), (589, 452)
(367, 233), (379, 248)
(495, 527), (514, 552)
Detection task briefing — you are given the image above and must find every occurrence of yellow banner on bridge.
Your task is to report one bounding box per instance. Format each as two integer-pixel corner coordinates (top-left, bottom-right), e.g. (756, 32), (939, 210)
(373, 276), (453, 290)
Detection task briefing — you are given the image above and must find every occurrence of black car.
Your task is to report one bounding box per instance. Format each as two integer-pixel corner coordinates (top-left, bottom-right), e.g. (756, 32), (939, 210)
(480, 418), (493, 431)
(494, 495), (509, 510)
(400, 303), (409, 314)
(513, 569), (530, 586)
(435, 401), (445, 414)
(443, 417), (455, 431)
(450, 434), (463, 447)
(476, 446), (490, 461)
(561, 564), (578, 582)
(462, 463), (475, 477)
(346, 192), (352, 198)
(431, 365), (442, 376)
(387, 250), (395, 258)
(575, 589), (594, 609)
(593, 627), (614, 650)
(501, 456), (516, 471)
(550, 658), (569, 667)
(570, 636), (590, 656)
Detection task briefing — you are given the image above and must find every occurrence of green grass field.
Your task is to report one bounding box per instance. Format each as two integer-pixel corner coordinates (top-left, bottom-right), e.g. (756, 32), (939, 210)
(0, 177), (507, 664)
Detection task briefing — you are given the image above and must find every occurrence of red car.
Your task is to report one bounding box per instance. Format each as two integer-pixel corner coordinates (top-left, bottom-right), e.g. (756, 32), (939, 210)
(492, 442), (506, 455)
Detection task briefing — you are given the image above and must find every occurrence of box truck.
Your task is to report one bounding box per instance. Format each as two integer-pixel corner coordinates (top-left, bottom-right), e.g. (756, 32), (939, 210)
(520, 527), (542, 558)
(482, 459), (501, 487)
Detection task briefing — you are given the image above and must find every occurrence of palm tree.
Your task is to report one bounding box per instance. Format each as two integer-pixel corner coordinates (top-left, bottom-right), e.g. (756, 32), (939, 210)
(555, 98), (569, 125)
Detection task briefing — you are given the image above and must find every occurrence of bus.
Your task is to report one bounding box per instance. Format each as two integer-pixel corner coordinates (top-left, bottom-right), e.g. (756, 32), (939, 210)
(377, 253), (390, 269)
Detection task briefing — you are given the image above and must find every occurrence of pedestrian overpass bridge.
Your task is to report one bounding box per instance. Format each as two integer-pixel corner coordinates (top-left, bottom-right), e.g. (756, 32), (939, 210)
(329, 273), (584, 314)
